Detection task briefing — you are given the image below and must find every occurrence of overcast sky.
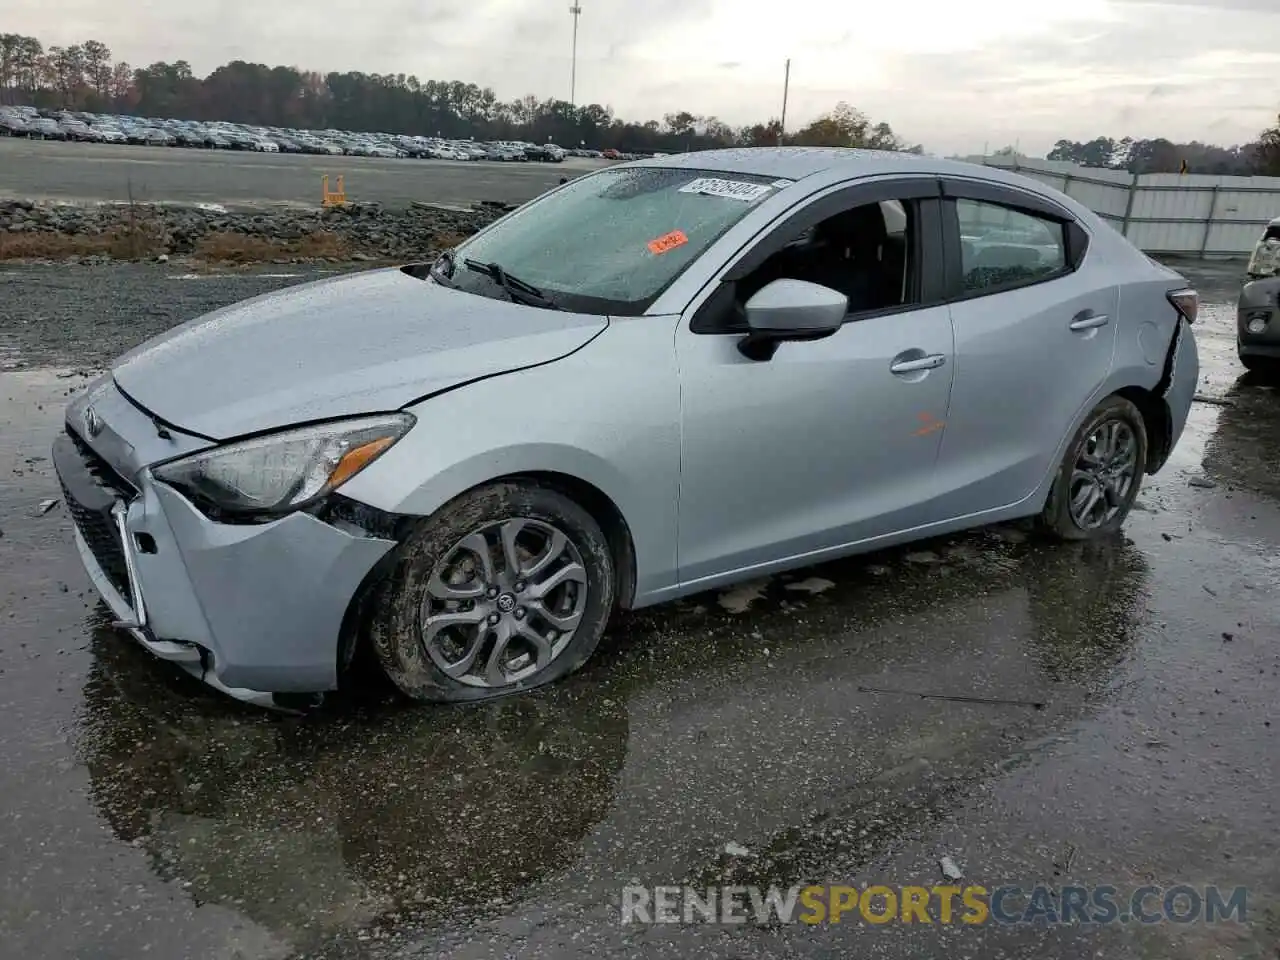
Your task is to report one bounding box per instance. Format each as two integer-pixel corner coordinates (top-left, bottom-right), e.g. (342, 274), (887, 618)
(8, 0), (1279, 155)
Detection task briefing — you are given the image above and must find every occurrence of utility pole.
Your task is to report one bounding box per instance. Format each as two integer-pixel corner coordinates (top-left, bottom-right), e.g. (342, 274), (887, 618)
(569, 3), (583, 106)
(778, 58), (790, 145)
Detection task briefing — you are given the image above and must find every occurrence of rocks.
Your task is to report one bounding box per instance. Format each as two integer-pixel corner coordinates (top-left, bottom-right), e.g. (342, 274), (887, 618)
(0, 198), (504, 263)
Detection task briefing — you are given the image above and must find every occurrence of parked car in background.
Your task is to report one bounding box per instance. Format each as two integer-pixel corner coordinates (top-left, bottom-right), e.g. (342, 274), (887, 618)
(58, 119), (92, 140)
(1236, 216), (1280, 371)
(0, 106), (595, 164)
(56, 147), (1199, 711)
(482, 142), (527, 161)
(0, 113), (30, 136)
(27, 117), (64, 139)
(523, 143), (565, 162)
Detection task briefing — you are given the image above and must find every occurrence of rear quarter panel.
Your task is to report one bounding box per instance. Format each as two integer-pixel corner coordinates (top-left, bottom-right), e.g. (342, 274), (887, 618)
(1053, 206), (1189, 399)
(1051, 238), (1194, 481)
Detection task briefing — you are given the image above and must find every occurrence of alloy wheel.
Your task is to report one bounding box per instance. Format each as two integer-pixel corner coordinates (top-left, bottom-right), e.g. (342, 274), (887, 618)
(1068, 418), (1139, 530)
(418, 518), (588, 688)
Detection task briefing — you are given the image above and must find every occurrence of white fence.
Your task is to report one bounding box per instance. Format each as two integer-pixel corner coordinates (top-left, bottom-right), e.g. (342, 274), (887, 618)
(971, 155), (1280, 258)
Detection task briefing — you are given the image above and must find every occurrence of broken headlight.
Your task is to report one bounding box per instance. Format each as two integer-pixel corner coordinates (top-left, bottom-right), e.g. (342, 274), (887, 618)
(1247, 238), (1280, 280)
(152, 413), (414, 518)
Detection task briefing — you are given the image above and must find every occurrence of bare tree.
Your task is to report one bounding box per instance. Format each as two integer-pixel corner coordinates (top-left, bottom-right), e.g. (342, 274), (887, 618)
(81, 39), (113, 99)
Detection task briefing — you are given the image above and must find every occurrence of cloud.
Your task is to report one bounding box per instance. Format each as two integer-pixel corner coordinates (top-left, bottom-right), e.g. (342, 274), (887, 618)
(5, 0), (1277, 156)
(1111, 0), (1279, 11)
(843, 2), (1279, 153)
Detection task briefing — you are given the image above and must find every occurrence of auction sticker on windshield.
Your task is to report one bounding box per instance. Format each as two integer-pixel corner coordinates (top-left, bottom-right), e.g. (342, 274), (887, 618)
(678, 178), (773, 202)
(647, 230), (690, 255)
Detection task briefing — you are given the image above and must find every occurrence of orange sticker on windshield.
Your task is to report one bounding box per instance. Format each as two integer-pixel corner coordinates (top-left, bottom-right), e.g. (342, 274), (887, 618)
(647, 230), (689, 255)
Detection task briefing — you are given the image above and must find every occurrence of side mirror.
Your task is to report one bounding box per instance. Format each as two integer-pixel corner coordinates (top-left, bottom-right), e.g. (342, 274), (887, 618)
(738, 279), (847, 360)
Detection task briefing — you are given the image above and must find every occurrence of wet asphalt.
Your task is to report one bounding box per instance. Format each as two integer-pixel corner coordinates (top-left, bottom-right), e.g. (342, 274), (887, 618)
(1, 259), (1278, 959)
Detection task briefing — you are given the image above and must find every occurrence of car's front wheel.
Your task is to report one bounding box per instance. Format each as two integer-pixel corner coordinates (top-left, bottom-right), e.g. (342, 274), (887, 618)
(1040, 395), (1148, 540)
(368, 481), (615, 702)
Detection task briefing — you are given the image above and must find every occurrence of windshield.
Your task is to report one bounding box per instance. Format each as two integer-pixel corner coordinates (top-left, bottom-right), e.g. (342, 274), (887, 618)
(439, 166), (782, 315)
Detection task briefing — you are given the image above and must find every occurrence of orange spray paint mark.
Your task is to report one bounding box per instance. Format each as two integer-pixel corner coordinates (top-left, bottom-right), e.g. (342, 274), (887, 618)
(913, 411), (946, 437)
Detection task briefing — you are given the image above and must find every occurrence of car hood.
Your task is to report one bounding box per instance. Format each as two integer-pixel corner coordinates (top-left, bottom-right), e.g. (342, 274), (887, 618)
(111, 267), (609, 440)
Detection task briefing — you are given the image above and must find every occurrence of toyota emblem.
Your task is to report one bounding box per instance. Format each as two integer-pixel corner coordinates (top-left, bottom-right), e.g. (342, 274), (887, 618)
(84, 406), (104, 438)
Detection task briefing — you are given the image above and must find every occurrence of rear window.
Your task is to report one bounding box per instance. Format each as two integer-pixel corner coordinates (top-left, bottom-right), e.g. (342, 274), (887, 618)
(443, 166), (782, 315)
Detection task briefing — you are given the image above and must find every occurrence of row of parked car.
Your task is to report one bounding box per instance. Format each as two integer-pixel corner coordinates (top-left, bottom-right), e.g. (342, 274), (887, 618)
(0, 105), (651, 163)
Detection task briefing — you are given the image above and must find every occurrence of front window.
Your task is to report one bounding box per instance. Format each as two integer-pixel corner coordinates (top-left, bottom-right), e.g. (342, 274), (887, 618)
(437, 166), (782, 315)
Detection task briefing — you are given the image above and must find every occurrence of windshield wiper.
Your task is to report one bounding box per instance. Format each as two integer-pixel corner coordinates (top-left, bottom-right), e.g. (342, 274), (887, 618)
(462, 259), (561, 310)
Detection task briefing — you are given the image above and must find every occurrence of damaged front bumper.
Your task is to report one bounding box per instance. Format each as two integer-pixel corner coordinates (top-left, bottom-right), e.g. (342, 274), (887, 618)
(54, 381), (396, 710)
(1237, 275), (1280, 359)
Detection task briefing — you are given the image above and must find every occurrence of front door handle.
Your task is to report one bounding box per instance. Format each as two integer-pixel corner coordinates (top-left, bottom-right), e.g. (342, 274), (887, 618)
(1069, 311), (1110, 331)
(890, 353), (947, 374)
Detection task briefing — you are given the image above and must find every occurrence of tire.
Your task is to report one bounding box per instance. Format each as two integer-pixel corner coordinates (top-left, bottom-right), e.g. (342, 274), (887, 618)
(368, 481), (616, 703)
(1238, 351), (1266, 373)
(1039, 395), (1148, 541)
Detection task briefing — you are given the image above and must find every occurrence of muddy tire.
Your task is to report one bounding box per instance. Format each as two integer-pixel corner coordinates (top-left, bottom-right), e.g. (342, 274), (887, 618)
(368, 481), (615, 703)
(1040, 395), (1148, 541)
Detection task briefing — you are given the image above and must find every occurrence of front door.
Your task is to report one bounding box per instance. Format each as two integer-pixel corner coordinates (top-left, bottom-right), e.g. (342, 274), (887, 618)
(674, 186), (956, 588)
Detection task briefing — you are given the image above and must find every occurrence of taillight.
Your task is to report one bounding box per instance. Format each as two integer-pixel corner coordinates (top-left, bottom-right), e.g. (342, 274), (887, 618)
(1167, 288), (1199, 324)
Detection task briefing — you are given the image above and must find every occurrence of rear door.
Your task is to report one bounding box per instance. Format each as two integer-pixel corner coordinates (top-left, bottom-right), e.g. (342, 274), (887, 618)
(930, 179), (1119, 518)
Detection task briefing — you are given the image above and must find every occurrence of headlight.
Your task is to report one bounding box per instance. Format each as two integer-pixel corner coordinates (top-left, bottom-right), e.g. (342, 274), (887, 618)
(152, 413), (414, 518)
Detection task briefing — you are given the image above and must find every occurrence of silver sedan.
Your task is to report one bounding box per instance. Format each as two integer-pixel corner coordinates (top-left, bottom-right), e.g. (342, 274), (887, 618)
(55, 147), (1201, 709)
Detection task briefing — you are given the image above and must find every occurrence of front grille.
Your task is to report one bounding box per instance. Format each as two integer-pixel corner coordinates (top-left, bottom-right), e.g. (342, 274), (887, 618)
(58, 428), (135, 599)
(67, 429), (135, 497)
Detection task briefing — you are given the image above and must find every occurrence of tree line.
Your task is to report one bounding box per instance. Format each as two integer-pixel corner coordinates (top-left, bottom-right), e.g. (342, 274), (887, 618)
(0, 32), (918, 154)
(1043, 128), (1280, 176)
(3, 32), (1276, 172)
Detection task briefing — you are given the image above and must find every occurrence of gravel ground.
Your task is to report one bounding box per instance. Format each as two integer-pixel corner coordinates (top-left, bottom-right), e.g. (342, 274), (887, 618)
(0, 262), (370, 368)
(0, 198), (505, 261)
(1, 257), (1278, 960)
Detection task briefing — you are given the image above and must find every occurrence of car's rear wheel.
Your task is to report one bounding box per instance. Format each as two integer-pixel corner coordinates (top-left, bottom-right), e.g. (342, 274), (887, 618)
(368, 481), (615, 702)
(1040, 395), (1147, 541)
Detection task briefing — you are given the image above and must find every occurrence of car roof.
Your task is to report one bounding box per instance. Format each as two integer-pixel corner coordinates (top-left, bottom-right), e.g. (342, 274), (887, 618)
(629, 146), (1037, 187)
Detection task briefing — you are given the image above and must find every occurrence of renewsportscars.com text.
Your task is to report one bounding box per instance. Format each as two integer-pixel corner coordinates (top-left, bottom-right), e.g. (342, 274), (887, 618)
(620, 883), (1248, 926)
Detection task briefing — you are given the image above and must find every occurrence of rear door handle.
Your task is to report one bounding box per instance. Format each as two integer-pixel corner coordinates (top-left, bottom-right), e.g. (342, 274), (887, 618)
(890, 354), (947, 374)
(1069, 311), (1109, 331)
